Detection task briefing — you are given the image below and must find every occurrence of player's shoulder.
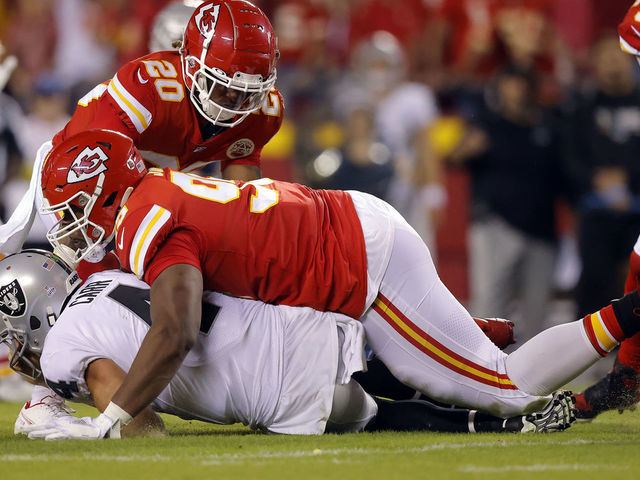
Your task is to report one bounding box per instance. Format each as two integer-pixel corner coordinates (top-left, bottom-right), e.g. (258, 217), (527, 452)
(116, 50), (182, 81)
(115, 171), (178, 277)
(108, 51), (185, 132)
(64, 270), (119, 311)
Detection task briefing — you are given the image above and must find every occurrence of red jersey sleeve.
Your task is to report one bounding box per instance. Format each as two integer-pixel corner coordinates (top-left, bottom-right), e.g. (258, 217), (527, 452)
(114, 184), (204, 285)
(220, 88), (285, 170)
(143, 229), (203, 285)
(52, 82), (140, 147)
(105, 58), (158, 135)
(52, 56), (162, 147)
(114, 202), (175, 281)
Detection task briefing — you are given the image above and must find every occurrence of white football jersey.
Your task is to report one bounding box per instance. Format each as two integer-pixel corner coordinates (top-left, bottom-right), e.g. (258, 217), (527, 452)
(41, 270), (366, 434)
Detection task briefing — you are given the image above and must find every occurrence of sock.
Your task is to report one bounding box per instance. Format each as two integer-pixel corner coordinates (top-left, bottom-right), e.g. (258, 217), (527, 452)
(582, 304), (625, 357)
(609, 290), (640, 338)
(31, 385), (61, 403)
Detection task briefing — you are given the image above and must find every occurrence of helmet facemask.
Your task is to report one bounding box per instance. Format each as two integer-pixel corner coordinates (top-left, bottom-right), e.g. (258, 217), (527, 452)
(183, 47), (276, 127)
(0, 325), (41, 381)
(41, 173), (111, 267)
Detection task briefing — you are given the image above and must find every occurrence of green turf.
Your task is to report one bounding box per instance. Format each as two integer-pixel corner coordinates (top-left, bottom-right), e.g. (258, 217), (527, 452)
(2, 401), (639, 480)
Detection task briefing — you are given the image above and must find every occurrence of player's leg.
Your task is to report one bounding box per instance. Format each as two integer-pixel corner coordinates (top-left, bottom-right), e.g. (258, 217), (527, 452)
(326, 378), (575, 433)
(353, 191), (640, 417)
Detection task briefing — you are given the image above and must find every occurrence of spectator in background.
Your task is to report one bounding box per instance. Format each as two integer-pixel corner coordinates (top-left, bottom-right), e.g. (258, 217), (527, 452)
(332, 32), (445, 255)
(564, 33), (640, 318)
(424, 0), (570, 111)
(449, 64), (566, 344)
(2, 0), (57, 107)
(0, 43), (21, 224)
(2, 76), (70, 251)
(312, 107), (393, 200)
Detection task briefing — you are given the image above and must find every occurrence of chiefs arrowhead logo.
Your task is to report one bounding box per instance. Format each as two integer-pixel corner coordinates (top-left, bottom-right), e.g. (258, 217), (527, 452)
(227, 138), (255, 159)
(0, 279), (26, 317)
(194, 3), (221, 40)
(67, 146), (109, 184)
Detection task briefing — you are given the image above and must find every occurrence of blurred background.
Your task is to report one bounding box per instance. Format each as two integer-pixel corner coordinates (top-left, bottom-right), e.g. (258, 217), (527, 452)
(0, 0), (638, 362)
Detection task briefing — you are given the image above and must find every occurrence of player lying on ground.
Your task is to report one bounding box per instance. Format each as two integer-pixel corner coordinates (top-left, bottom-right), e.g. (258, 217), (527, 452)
(0, 251), (575, 438)
(37, 128), (640, 439)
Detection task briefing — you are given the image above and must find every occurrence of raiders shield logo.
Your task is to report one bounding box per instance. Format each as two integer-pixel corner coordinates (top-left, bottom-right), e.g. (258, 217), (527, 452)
(0, 279), (26, 317)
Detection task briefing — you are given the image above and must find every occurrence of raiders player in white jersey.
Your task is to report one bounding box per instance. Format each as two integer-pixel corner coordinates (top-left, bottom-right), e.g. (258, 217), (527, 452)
(1, 251), (575, 438)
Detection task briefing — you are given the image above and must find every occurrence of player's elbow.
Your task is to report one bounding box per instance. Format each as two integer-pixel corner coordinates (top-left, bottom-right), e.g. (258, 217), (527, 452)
(155, 321), (198, 360)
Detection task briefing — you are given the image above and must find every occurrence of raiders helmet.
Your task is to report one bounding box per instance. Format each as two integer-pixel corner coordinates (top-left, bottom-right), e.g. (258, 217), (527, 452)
(0, 250), (80, 381)
(149, 1), (202, 52)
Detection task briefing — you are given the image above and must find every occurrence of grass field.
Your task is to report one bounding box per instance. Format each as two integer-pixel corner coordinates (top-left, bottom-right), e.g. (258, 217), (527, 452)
(2, 401), (640, 480)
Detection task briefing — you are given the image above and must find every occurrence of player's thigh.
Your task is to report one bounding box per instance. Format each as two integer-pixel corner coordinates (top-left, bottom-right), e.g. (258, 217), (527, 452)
(362, 223), (549, 417)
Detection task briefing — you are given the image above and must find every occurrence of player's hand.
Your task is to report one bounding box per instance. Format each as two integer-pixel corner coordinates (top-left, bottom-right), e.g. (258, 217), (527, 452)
(25, 412), (120, 441)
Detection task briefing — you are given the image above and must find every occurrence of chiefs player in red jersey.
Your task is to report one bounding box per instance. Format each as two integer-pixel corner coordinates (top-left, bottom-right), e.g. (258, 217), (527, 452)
(567, 0), (640, 420)
(53, 0), (281, 180)
(572, 233), (640, 419)
(0, 0), (282, 259)
(37, 129), (640, 439)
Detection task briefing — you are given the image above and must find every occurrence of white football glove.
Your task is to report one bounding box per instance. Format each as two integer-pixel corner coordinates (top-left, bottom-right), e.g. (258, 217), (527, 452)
(24, 402), (132, 441)
(25, 412), (120, 441)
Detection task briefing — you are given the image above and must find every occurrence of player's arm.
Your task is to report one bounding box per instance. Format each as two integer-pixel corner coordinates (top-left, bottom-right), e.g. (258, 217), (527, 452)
(86, 358), (165, 437)
(109, 263), (203, 418)
(222, 163), (261, 181)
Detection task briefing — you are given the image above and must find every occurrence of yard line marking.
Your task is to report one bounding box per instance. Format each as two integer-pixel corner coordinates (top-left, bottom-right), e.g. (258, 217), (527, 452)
(459, 464), (629, 473)
(1, 438), (624, 465)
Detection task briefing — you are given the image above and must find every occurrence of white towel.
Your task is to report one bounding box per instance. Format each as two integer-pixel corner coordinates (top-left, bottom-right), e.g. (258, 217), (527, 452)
(335, 317), (367, 385)
(0, 141), (52, 255)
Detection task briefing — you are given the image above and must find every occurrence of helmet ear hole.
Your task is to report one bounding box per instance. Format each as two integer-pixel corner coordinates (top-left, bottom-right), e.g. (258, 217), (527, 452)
(30, 316), (41, 330)
(102, 191), (118, 208)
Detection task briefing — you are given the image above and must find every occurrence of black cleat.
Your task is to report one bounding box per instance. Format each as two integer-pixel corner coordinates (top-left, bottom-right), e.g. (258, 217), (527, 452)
(573, 359), (640, 421)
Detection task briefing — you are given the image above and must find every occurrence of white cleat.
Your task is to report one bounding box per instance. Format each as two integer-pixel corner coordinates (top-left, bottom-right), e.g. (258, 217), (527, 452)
(14, 395), (75, 435)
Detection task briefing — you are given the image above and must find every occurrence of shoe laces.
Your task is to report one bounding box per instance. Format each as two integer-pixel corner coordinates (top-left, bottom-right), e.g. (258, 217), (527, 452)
(28, 394), (76, 416)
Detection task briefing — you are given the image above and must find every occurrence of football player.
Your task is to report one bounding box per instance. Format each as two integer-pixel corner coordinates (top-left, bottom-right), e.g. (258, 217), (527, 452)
(35, 128), (640, 439)
(0, 0), (282, 257)
(569, 0), (640, 420)
(572, 232), (640, 418)
(1, 251), (574, 438)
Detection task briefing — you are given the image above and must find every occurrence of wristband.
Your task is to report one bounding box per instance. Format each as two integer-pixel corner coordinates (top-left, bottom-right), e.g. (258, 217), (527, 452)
(103, 401), (133, 427)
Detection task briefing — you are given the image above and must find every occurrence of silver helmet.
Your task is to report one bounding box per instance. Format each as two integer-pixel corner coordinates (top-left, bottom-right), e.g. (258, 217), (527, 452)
(0, 250), (80, 381)
(149, 1), (202, 52)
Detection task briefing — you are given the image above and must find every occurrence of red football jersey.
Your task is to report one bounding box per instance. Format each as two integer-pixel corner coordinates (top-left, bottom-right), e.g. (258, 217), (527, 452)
(114, 169), (368, 318)
(52, 50), (284, 172)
